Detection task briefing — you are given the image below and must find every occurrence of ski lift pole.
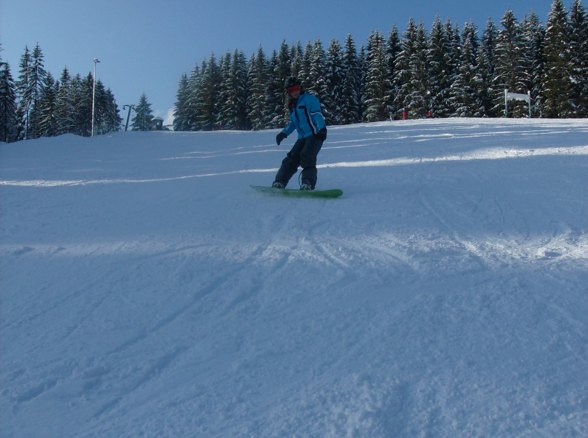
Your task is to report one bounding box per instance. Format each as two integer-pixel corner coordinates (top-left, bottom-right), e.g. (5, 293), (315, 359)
(123, 104), (135, 131)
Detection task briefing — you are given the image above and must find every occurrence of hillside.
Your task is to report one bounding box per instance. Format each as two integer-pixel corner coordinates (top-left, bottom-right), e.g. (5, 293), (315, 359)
(1, 119), (587, 437)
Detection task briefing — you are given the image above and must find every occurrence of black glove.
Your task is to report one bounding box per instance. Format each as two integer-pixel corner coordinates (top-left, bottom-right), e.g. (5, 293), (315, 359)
(315, 127), (327, 142)
(276, 132), (287, 146)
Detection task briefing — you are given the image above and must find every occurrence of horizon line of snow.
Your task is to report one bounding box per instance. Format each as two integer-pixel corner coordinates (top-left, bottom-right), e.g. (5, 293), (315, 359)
(2, 145), (586, 188)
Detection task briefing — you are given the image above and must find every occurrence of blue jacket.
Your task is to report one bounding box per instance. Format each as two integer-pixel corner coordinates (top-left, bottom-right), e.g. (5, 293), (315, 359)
(281, 92), (326, 140)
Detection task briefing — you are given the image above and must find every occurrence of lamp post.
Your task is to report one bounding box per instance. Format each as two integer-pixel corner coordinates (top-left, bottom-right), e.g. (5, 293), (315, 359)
(91, 58), (100, 136)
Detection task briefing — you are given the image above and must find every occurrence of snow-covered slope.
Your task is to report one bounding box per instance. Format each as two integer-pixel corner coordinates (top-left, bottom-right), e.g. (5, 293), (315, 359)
(1, 119), (587, 437)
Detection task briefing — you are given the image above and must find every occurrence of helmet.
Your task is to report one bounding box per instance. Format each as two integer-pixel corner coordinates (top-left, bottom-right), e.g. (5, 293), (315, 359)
(285, 77), (301, 89)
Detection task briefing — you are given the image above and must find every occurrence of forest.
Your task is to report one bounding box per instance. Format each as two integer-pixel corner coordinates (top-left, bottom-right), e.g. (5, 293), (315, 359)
(0, 0), (586, 142)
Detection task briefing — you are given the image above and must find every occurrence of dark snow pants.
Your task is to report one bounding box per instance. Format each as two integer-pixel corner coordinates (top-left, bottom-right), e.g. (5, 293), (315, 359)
(274, 135), (323, 189)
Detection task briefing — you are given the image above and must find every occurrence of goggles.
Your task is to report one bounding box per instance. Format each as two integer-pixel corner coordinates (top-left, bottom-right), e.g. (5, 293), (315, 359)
(287, 84), (301, 94)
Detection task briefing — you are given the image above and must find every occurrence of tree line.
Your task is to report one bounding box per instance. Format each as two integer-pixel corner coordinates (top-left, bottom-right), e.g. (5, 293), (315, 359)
(1, 0), (586, 143)
(0, 43), (123, 143)
(174, 0), (587, 132)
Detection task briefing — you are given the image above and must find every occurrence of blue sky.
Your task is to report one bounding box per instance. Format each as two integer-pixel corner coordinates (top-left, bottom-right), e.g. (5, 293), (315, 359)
(1, 0), (566, 124)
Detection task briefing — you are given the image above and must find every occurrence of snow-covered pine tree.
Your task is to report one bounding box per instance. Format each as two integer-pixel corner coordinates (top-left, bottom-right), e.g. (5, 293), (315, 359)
(36, 73), (58, 137)
(27, 44), (47, 138)
(393, 20), (417, 118)
(195, 54), (220, 131)
(185, 63), (205, 130)
(173, 74), (190, 131)
(427, 17), (453, 117)
(364, 30), (390, 121)
(357, 46), (368, 120)
(132, 93), (154, 131)
(394, 20), (430, 119)
(265, 51), (281, 129)
(385, 27), (401, 118)
(307, 40), (327, 100)
(543, 0), (574, 117)
(69, 74), (93, 136)
(100, 88), (121, 134)
(247, 48), (269, 130)
(521, 12), (546, 117)
(298, 42), (313, 89)
(92, 80), (120, 135)
(290, 42), (304, 79)
(451, 23), (484, 117)
(266, 42), (291, 129)
(478, 19), (498, 117)
(0, 59), (18, 142)
(569, 0), (588, 117)
(231, 50), (249, 130)
(54, 68), (75, 135)
(324, 39), (345, 125)
(494, 10), (528, 117)
(445, 21), (463, 117)
(216, 52), (233, 129)
(407, 22), (430, 118)
(340, 34), (362, 125)
(15, 46), (32, 140)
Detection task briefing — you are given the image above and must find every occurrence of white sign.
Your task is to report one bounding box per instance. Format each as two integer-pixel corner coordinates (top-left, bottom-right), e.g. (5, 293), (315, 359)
(504, 89), (532, 117)
(505, 91), (530, 102)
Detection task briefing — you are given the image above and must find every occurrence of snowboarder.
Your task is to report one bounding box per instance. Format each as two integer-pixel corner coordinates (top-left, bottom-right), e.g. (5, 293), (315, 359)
(272, 77), (327, 191)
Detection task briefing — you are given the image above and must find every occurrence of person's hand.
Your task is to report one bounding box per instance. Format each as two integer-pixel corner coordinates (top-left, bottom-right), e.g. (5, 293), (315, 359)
(315, 127), (327, 142)
(276, 132), (287, 145)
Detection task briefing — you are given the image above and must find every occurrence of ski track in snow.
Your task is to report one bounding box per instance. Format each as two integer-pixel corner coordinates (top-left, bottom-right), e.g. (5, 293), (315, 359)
(1, 119), (587, 437)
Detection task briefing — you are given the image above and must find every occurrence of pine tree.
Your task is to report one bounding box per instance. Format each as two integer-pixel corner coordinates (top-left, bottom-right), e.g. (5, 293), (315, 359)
(16, 46), (32, 139)
(93, 80), (120, 135)
(217, 52), (233, 129)
(394, 20), (417, 117)
(70, 73), (93, 136)
(340, 34), (362, 124)
(185, 64), (204, 130)
(478, 19), (499, 116)
(298, 42), (313, 88)
(451, 23), (483, 117)
(364, 31), (389, 121)
(569, 0), (588, 116)
(444, 21), (462, 116)
(173, 74), (190, 131)
(230, 50), (249, 130)
(324, 39), (345, 125)
(132, 93), (154, 131)
(307, 40), (327, 99)
(543, 0), (574, 117)
(522, 13), (546, 117)
(36, 73), (58, 137)
(196, 54), (220, 131)
(0, 60), (18, 142)
(494, 10), (527, 116)
(394, 20), (430, 118)
(266, 46), (289, 129)
(247, 48), (269, 130)
(28, 44), (47, 137)
(290, 42), (304, 78)
(404, 22), (430, 118)
(55, 68), (76, 134)
(385, 27), (402, 117)
(357, 46), (368, 120)
(427, 17), (453, 117)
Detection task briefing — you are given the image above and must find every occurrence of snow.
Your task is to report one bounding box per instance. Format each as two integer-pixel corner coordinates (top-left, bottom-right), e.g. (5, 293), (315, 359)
(1, 118), (587, 437)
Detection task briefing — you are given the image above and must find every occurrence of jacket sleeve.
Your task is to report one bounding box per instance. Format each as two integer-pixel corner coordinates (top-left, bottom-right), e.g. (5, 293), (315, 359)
(282, 119), (296, 137)
(307, 94), (326, 133)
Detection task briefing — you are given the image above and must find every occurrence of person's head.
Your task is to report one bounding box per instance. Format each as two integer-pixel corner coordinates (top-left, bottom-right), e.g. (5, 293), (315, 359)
(285, 77), (302, 99)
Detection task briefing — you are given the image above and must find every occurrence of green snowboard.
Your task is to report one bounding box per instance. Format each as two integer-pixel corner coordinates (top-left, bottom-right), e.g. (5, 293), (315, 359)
(251, 185), (343, 198)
